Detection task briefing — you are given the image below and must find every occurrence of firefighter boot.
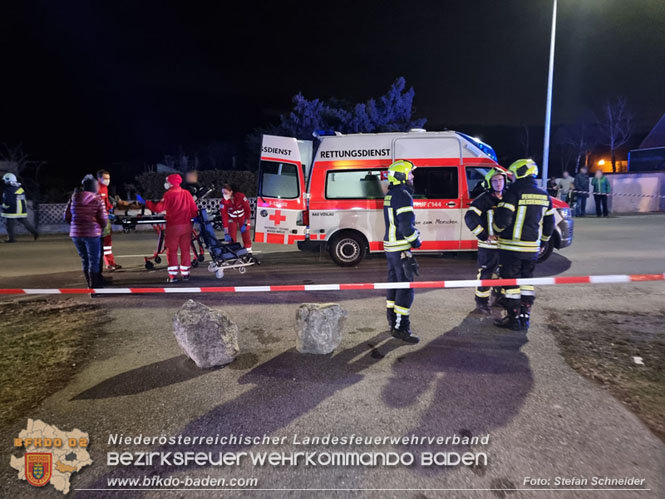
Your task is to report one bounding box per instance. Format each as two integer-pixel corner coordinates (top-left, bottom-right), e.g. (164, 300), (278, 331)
(387, 308), (396, 330)
(391, 315), (420, 344)
(474, 299), (492, 316)
(494, 304), (521, 331)
(519, 303), (531, 331)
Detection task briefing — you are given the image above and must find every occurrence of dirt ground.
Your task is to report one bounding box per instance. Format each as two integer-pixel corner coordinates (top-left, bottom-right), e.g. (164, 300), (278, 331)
(0, 298), (107, 429)
(546, 308), (665, 442)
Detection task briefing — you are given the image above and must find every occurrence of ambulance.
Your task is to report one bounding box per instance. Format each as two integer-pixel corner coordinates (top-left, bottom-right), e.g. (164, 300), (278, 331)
(254, 130), (573, 266)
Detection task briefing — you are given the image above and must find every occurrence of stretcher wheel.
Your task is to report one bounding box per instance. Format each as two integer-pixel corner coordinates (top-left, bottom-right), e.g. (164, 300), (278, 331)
(154, 256), (161, 264)
(145, 261), (154, 270)
(208, 262), (217, 272)
(215, 269), (224, 279)
(191, 259), (199, 268)
(238, 266), (246, 274)
(197, 254), (205, 262)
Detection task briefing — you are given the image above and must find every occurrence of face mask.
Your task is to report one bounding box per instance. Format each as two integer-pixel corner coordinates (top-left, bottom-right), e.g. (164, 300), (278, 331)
(164, 182), (172, 190)
(100, 178), (110, 186)
(223, 193), (231, 200)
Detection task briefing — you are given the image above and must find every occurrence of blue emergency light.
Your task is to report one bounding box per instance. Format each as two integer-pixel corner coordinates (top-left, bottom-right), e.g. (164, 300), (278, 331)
(456, 132), (498, 161)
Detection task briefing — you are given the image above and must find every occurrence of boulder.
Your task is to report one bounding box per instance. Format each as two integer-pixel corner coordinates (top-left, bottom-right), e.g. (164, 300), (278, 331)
(173, 300), (239, 368)
(295, 303), (347, 354)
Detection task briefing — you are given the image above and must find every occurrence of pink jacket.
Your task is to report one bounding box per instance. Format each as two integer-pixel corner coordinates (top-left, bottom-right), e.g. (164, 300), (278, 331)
(64, 190), (108, 238)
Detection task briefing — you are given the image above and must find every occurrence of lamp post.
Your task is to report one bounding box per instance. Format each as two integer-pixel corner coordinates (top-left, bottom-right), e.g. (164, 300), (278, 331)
(542, 0), (558, 186)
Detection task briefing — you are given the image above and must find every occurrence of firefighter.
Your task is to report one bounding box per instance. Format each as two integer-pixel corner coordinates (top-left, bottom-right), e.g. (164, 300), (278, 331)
(384, 159), (421, 344)
(220, 184), (252, 252)
(492, 159), (555, 331)
(464, 168), (507, 315)
(146, 174), (199, 282)
(2, 173), (38, 242)
(96, 169), (122, 271)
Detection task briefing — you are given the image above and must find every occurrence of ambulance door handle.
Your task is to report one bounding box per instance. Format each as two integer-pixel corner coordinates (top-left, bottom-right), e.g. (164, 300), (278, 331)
(446, 202), (457, 207)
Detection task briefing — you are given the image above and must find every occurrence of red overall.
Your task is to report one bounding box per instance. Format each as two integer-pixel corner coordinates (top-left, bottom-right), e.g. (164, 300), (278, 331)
(146, 175), (199, 278)
(220, 192), (252, 251)
(98, 183), (117, 267)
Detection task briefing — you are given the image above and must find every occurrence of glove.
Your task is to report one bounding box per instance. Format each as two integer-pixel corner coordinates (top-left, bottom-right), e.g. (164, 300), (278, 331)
(401, 251), (420, 281)
(224, 233), (233, 243)
(411, 237), (422, 249)
(136, 193), (145, 204)
(240, 223), (247, 234)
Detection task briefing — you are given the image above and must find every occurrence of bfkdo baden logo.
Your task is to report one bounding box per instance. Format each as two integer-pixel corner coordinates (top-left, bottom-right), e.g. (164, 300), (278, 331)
(25, 453), (52, 487)
(10, 419), (93, 495)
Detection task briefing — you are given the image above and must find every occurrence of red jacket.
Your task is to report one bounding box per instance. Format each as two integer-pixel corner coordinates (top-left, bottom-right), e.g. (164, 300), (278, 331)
(146, 185), (198, 225)
(220, 192), (251, 228)
(64, 190), (108, 238)
(98, 184), (113, 213)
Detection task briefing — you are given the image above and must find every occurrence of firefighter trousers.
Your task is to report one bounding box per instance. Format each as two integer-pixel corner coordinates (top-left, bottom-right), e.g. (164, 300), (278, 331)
(475, 247), (499, 304)
(498, 250), (537, 307)
(165, 223), (192, 278)
(386, 251), (414, 317)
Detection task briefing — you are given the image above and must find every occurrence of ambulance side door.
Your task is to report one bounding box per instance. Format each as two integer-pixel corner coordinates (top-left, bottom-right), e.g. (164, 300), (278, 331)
(393, 137), (463, 251)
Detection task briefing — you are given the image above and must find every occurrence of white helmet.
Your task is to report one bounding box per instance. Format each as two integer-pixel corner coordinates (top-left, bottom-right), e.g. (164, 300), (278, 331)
(2, 173), (17, 184)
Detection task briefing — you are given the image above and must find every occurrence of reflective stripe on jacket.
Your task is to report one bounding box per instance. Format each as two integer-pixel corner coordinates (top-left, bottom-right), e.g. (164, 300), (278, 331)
(383, 184), (420, 252)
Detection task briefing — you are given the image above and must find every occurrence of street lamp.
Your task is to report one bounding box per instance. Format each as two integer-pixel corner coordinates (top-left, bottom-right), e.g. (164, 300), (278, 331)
(542, 0), (557, 186)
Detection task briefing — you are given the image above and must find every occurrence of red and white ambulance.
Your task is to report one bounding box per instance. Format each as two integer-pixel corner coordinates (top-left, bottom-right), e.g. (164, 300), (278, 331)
(255, 130), (573, 266)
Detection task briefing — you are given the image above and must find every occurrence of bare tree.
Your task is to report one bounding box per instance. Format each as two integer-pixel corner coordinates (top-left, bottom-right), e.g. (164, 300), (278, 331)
(565, 119), (596, 172)
(597, 98), (633, 172)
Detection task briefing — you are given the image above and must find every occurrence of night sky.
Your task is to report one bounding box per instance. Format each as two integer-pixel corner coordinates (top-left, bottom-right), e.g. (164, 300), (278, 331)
(1, 0), (664, 179)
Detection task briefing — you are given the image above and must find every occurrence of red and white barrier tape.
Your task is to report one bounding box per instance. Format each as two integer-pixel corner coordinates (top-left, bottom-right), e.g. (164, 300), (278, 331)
(0, 273), (663, 295)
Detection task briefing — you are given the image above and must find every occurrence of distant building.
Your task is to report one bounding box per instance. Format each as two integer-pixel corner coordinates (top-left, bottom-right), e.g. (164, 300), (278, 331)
(628, 114), (665, 172)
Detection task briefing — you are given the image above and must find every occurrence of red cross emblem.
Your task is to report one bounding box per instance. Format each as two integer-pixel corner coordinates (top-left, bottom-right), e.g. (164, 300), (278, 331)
(269, 210), (287, 225)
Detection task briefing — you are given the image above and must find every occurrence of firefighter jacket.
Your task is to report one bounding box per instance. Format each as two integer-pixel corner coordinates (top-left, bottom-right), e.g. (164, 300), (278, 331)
(464, 191), (500, 250)
(2, 183), (28, 218)
(220, 192), (251, 228)
(492, 177), (555, 253)
(383, 183), (421, 252)
(146, 185), (198, 225)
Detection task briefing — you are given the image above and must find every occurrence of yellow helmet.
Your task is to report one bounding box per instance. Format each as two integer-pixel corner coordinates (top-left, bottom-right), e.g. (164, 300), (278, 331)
(387, 159), (416, 185)
(482, 167), (508, 190)
(508, 159), (538, 179)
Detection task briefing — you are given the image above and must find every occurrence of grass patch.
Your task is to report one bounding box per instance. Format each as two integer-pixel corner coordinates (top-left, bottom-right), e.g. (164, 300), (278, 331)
(0, 298), (107, 429)
(547, 309), (665, 442)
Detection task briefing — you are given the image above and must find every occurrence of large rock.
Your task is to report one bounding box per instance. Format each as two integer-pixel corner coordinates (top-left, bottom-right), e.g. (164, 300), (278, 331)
(295, 303), (347, 354)
(173, 300), (239, 368)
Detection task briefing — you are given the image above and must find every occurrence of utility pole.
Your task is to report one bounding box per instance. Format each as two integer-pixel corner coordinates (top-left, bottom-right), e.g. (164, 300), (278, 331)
(542, 0), (557, 185)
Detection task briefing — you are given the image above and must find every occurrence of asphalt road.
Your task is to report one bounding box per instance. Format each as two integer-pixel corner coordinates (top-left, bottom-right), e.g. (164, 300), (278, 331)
(1, 214), (665, 498)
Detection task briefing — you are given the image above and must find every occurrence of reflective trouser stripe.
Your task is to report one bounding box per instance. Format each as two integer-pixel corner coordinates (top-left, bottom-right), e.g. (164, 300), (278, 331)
(103, 245), (113, 255)
(394, 305), (410, 316)
(386, 300), (395, 308)
(168, 266), (179, 276)
(520, 284), (535, 296)
(475, 289), (491, 298)
(504, 288), (521, 299)
(180, 265), (190, 276)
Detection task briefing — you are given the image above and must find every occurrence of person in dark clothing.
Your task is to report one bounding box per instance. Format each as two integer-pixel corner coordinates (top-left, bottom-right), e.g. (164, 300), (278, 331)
(464, 168), (507, 315)
(492, 159), (555, 331)
(182, 170), (203, 199)
(573, 166), (590, 217)
(64, 175), (108, 288)
(546, 177), (559, 198)
(383, 159), (421, 344)
(2, 173), (38, 242)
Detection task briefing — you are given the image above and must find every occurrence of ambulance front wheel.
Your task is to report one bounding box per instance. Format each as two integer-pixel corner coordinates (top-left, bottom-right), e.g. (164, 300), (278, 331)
(537, 237), (554, 263)
(329, 231), (367, 267)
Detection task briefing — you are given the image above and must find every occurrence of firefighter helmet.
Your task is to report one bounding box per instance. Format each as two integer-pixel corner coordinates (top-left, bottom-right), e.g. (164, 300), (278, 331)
(508, 159), (539, 179)
(482, 167), (508, 191)
(3, 172), (17, 184)
(387, 160), (416, 185)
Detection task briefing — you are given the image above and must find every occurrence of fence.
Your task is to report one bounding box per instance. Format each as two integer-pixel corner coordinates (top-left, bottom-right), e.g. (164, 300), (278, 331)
(1, 198), (258, 235)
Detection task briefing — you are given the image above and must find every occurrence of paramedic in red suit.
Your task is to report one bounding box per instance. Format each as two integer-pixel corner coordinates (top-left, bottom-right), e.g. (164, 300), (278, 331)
(146, 174), (199, 283)
(220, 184), (252, 252)
(96, 169), (121, 270)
